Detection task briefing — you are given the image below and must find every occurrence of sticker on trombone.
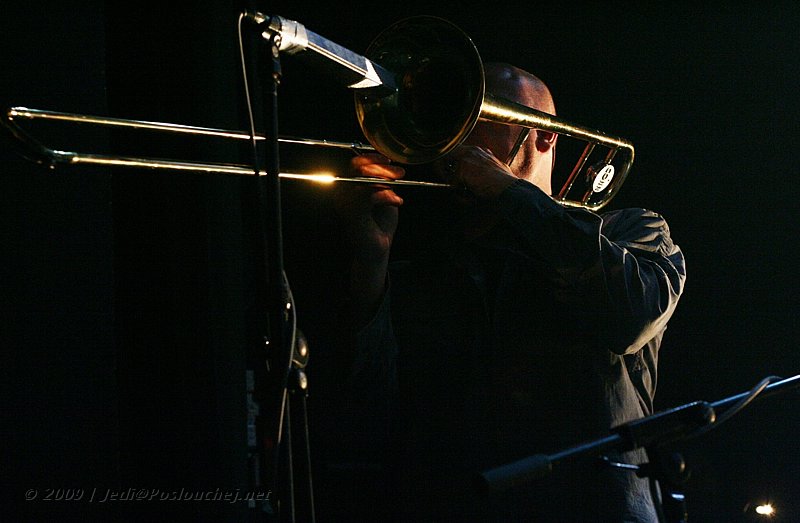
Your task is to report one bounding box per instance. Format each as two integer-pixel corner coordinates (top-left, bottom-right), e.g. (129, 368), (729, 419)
(591, 164), (615, 193)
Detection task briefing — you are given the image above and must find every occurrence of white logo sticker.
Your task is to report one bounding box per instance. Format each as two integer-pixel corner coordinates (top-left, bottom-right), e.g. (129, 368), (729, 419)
(592, 165), (615, 193)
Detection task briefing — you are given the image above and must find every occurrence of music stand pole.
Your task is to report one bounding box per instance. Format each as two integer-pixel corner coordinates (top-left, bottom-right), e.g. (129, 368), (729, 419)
(479, 375), (800, 522)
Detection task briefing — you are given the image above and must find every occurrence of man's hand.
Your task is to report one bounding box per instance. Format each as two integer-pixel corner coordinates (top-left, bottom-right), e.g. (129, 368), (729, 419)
(337, 153), (405, 264)
(335, 153), (405, 326)
(436, 145), (518, 201)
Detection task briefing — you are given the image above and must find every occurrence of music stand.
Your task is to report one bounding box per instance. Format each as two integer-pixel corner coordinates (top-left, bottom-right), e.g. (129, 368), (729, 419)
(479, 374), (800, 523)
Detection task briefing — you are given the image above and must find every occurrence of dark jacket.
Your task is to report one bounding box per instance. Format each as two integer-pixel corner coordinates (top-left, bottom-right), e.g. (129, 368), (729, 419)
(317, 178), (686, 522)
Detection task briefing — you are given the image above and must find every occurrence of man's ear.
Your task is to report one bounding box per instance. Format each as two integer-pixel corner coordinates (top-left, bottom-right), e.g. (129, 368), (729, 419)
(534, 130), (557, 153)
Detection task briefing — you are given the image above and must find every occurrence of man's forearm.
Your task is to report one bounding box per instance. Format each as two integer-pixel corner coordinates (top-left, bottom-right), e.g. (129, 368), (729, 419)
(349, 256), (390, 329)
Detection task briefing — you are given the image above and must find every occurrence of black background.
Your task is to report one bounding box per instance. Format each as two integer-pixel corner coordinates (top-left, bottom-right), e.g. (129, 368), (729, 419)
(2, 1), (798, 521)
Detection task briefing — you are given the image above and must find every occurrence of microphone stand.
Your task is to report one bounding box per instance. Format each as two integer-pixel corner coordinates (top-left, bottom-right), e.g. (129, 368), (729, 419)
(478, 374), (800, 523)
(244, 22), (315, 523)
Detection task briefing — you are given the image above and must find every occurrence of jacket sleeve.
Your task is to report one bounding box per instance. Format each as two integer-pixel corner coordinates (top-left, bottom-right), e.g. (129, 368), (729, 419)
(496, 178), (687, 355)
(350, 287), (399, 398)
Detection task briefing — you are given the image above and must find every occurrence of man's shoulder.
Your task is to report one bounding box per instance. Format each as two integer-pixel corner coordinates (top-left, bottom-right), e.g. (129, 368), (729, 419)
(599, 207), (678, 255)
(600, 206), (666, 223)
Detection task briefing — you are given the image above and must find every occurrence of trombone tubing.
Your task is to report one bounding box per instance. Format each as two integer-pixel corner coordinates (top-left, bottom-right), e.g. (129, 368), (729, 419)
(54, 151), (451, 187)
(3, 107), (450, 187)
(6, 107), (374, 153)
(481, 94), (635, 152)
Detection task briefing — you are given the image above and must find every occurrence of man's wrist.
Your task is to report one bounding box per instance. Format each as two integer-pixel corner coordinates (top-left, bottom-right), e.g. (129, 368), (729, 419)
(349, 256), (389, 328)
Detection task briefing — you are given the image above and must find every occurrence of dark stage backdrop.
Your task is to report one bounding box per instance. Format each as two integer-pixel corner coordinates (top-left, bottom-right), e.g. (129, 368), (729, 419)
(2, 1), (798, 522)
(1, 3), (116, 523)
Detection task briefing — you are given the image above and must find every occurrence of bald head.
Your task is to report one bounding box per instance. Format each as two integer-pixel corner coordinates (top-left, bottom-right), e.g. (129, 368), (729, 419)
(465, 62), (557, 193)
(484, 62), (556, 115)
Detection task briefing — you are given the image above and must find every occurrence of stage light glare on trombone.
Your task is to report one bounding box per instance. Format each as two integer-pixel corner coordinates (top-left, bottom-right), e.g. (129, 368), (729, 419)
(280, 172), (337, 184)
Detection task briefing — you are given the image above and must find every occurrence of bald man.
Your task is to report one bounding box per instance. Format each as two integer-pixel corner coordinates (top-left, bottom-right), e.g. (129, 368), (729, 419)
(319, 62), (686, 522)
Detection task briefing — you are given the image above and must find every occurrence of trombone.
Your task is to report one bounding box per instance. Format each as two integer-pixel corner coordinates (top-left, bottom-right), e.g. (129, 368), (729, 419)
(2, 15), (635, 211)
(2, 106), (449, 188)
